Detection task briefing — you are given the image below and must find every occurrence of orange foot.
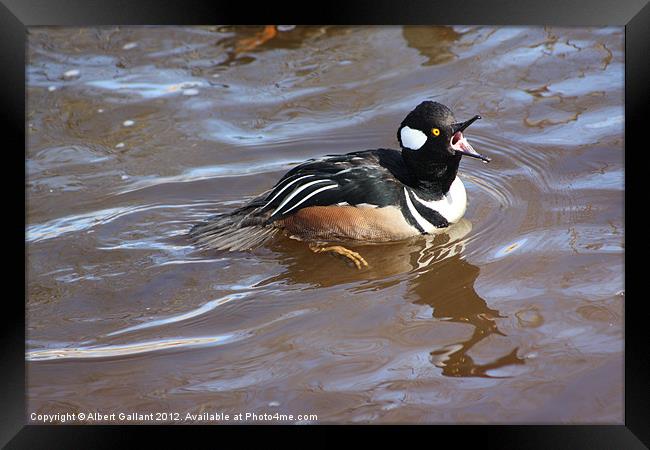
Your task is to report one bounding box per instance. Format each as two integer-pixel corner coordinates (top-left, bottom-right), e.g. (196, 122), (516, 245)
(308, 243), (368, 269)
(235, 25), (278, 54)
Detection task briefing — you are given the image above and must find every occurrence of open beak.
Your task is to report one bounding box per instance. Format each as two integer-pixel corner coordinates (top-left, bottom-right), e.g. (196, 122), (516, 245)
(450, 115), (491, 163)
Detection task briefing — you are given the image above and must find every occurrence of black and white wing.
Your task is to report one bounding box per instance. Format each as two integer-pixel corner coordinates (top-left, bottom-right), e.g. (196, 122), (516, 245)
(258, 149), (408, 224)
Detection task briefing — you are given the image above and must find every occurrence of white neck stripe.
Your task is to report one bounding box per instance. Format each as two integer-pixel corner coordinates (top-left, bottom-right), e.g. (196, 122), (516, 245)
(409, 177), (467, 223)
(411, 189), (451, 207)
(404, 187), (434, 233)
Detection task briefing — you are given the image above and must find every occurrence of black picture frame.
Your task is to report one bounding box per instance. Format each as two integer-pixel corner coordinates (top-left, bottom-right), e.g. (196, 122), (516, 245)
(5, 0), (648, 447)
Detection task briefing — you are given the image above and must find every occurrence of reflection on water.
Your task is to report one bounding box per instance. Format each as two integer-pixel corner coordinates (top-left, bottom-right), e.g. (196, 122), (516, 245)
(402, 26), (462, 66)
(26, 25), (623, 424)
(411, 253), (524, 378)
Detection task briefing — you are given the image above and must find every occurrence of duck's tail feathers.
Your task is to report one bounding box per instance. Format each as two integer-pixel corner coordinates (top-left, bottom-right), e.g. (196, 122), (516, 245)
(188, 211), (277, 251)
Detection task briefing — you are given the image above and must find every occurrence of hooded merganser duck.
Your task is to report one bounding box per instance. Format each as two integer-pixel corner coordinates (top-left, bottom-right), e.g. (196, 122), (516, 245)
(190, 101), (490, 267)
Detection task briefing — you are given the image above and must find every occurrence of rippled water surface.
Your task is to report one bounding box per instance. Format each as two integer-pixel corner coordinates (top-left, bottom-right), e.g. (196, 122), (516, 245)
(27, 26), (624, 423)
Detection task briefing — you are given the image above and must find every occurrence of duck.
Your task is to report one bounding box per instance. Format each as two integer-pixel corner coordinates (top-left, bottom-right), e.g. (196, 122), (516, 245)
(189, 101), (490, 268)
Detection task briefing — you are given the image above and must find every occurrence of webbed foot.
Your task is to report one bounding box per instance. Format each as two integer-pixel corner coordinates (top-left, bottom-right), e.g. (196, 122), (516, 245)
(308, 243), (368, 269)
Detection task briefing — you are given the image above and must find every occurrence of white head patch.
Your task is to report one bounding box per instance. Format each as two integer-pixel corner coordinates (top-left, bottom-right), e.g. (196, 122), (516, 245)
(400, 126), (427, 150)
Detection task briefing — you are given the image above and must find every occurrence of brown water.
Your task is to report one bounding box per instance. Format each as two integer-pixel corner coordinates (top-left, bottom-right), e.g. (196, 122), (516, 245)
(26, 26), (624, 424)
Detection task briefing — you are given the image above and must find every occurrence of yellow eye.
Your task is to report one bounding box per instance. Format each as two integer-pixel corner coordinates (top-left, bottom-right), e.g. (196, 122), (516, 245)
(432, 128), (440, 136)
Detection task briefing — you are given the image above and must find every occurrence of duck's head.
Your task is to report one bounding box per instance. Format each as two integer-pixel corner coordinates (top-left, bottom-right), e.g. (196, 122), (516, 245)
(397, 101), (490, 167)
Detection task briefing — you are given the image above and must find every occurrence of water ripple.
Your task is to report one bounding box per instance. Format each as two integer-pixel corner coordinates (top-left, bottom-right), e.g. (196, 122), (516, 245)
(105, 292), (253, 337)
(26, 334), (245, 361)
(27, 202), (214, 243)
(27, 307), (315, 362)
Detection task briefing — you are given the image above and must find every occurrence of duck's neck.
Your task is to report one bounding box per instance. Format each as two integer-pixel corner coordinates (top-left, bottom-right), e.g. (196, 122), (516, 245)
(402, 152), (461, 195)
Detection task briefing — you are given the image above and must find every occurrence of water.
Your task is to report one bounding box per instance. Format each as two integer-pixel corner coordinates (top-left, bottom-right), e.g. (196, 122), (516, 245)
(26, 26), (624, 424)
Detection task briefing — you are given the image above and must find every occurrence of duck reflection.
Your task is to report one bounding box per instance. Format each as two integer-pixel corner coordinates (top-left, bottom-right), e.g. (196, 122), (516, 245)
(409, 251), (525, 378)
(260, 219), (524, 378)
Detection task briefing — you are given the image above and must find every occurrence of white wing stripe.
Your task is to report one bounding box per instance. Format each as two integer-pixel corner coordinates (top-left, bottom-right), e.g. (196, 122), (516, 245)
(272, 179), (331, 215)
(283, 184), (339, 214)
(262, 174), (314, 210)
(404, 187), (434, 233)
